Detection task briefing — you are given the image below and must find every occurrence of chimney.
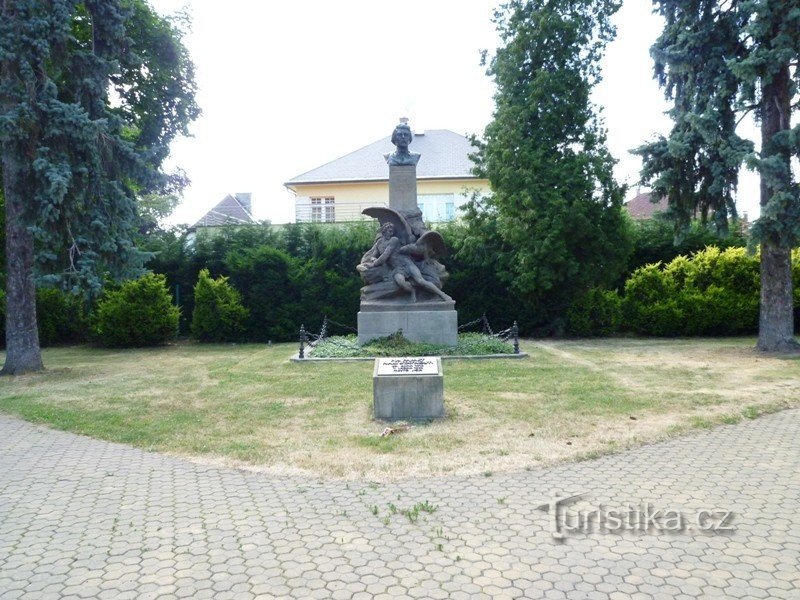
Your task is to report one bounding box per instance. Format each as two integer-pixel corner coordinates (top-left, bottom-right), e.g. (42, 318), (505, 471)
(235, 193), (252, 214)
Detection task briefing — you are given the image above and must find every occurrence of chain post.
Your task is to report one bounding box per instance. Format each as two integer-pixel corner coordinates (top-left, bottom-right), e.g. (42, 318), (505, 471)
(512, 320), (519, 354)
(299, 324), (306, 359)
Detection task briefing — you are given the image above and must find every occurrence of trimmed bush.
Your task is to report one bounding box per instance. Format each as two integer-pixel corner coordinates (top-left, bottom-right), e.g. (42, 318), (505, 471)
(625, 216), (747, 281)
(623, 247), (760, 336)
(36, 288), (88, 346)
(191, 269), (248, 342)
(94, 274), (180, 347)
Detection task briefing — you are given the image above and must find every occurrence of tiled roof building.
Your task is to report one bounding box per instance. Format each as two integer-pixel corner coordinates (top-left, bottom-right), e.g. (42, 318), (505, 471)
(285, 130), (489, 223)
(191, 193), (255, 229)
(625, 191), (669, 219)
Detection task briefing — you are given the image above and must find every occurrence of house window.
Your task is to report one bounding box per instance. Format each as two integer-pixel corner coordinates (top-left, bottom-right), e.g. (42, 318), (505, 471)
(311, 197), (335, 222)
(418, 194), (457, 222)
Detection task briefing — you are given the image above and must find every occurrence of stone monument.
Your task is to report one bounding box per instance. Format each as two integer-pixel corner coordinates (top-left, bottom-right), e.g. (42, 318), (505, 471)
(373, 356), (445, 420)
(357, 119), (458, 346)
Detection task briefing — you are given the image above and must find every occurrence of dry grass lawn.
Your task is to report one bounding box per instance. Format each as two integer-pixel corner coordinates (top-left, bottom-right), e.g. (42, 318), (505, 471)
(0, 338), (798, 480)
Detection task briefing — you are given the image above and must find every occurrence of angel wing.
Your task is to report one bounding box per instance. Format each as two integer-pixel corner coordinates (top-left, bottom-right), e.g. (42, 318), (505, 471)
(398, 230), (448, 260)
(416, 231), (447, 257)
(362, 206), (414, 245)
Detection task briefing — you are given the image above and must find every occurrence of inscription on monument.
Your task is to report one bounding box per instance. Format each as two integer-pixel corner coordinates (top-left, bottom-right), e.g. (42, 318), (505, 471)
(376, 357), (439, 376)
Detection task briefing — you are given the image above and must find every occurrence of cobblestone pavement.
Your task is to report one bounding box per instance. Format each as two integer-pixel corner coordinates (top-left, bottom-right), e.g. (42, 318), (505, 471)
(1, 410), (798, 600)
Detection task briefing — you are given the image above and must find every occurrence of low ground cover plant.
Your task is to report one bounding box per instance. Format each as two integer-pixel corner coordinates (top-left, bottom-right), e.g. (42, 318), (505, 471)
(310, 332), (515, 358)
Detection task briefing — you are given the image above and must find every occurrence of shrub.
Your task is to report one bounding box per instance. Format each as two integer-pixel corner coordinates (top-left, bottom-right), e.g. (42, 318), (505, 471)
(0, 288), (88, 348)
(191, 269), (248, 342)
(36, 288), (88, 346)
(565, 288), (622, 336)
(623, 246), (760, 336)
(677, 286), (759, 336)
(94, 274), (180, 347)
(625, 216), (747, 282)
(681, 246), (760, 295)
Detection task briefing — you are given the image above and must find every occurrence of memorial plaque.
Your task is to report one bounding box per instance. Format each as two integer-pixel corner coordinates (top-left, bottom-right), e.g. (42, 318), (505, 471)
(372, 356), (444, 420)
(376, 357), (439, 376)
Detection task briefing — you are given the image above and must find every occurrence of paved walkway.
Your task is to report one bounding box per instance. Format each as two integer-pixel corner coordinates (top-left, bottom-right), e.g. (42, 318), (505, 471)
(1, 411), (798, 600)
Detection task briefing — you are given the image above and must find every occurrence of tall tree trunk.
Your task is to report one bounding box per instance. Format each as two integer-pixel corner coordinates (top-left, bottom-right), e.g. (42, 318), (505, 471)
(1, 151), (43, 375)
(757, 63), (798, 352)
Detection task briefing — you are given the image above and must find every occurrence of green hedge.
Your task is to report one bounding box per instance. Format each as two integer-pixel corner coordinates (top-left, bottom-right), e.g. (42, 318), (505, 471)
(565, 247), (800, 337)
(94, 273), (179, 347)
(623, 247), (761, 336)
(565, 288), (622, 337)
(36, 288), (88, 346)
(0, 288), (88, 348)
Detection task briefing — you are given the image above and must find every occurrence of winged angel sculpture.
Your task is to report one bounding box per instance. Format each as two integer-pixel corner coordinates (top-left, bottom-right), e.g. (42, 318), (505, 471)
(357, 206), (452, 303)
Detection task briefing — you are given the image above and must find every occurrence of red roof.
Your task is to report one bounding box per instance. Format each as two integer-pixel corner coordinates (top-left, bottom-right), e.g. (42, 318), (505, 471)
(625, 192), (668, 219)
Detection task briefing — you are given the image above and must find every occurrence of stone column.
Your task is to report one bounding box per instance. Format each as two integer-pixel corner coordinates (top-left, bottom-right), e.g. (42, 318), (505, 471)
(388, 165), (418, 213)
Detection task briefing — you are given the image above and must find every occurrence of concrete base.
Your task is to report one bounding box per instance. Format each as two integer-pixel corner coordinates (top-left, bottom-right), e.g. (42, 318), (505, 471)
(373, 358), (444, 420)
(358, 307), (458, 346)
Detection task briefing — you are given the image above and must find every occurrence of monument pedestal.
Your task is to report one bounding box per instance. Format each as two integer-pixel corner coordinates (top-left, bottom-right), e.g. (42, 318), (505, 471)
(356, 120), (458, 348)
(358, 301), (458, 346)
(373, 357), (444, 420)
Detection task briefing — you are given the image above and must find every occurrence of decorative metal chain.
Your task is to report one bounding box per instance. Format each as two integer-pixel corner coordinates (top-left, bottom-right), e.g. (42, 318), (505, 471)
(299, 313), (521, 358)
(457, 316), (485, 331)
(456, 314), (521, 354)
(482, 314), (494, 336)
(325, 317), (358, 334)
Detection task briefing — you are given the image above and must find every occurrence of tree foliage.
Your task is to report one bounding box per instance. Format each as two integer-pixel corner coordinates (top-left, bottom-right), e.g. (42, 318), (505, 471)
(634, 2), (752, 233)
(1, 0), (198, 289)
(0, 0), (199, 372)
(472, 0), (632, 331)
(636, 0), (800, 350)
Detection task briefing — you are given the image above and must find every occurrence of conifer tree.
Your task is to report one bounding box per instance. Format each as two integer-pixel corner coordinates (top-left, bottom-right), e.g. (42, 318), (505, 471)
(637, 0), (800, 351)
(473, 0), (632, 331)
(0, 0), (199, 373)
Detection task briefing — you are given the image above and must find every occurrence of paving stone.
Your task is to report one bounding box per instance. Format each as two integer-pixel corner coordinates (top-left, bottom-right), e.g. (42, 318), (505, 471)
(0, 409), (798, 598)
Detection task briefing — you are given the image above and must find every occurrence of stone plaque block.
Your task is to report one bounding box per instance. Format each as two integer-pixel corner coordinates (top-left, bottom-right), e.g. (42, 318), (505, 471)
(373, 357), (444, 420)
(388, 165), (418, 212)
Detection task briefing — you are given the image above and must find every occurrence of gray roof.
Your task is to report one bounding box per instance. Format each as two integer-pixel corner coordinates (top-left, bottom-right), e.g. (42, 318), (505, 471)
(285, 130), (479, 186)
(191, 193), (255, 228)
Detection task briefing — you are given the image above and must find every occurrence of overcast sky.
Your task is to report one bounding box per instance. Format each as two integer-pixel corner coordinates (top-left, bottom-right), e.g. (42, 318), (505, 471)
(150, 0), (761, 226)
